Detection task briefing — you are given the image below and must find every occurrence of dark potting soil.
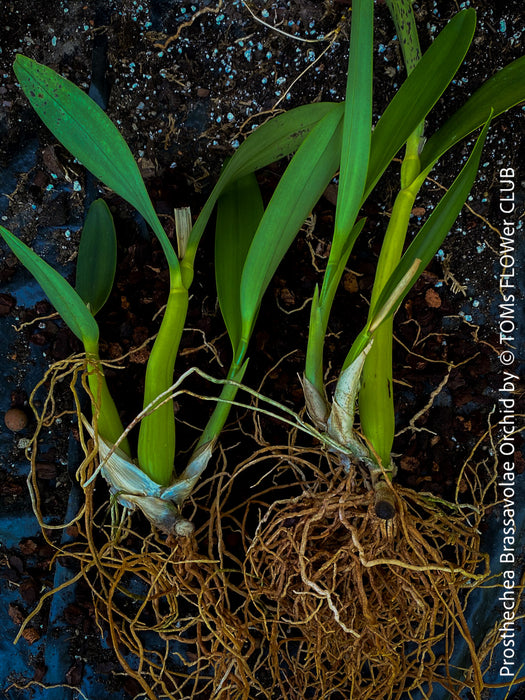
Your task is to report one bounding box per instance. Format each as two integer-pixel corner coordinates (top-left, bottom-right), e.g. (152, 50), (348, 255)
(1, 1), (524, 698)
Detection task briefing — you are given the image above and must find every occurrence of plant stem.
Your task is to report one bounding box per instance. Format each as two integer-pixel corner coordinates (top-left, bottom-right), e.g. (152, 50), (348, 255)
(358, 0), (424, 470)
(83, 339), (131, 457)
(304, 247), (358, 422)
(137, 284), (189, 486)
(358, 184), (418, 468)
(386, 0), (424, 188)
(304, 287), (332, 421)
(194, 357), (248, 452)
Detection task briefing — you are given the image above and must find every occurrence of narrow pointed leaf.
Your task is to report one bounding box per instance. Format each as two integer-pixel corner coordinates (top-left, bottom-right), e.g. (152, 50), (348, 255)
(420, 54), (525, 172)
(186, 102), (344, 257)
(215, 171), (264, 355)
(75, 199), (117, 316)
(370, 116), (492, 329)
(317, 8), (475, 329)
(385, 0), (422, 74)
(239, 107), (344, 345)
(364, 9), (476, 199)
(13, 55), (178, 273)
(0, 225), (98, 345)
(333, 0), (373, 256)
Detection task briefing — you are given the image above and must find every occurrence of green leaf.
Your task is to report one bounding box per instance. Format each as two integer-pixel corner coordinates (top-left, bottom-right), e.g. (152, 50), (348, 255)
(420, 54), (525, 173)
(0, 225), (99, 345)
(215, 171), (264, 357)
(13, 55), (178, 275)
(75, 199), (117, 316)
(333, 0), (373, 257)
(369, 115), (493, 330)
(316, 0), (373, 346)
(364, 9), (476, 199)
(239, 106), (344, 348)
(385, 0), (422, 73)
(304, 218), (366, 397)
(185, 102), (344, 261)
(313, 8), (476, 349)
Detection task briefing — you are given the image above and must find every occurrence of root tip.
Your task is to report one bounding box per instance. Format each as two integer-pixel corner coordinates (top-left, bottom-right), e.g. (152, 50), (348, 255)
(375, 499), (396, 520)
(374, 480), (396, 520)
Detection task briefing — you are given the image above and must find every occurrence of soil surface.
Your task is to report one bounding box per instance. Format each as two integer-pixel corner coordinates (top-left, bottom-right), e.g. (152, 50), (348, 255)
(1, 1), (524, 698)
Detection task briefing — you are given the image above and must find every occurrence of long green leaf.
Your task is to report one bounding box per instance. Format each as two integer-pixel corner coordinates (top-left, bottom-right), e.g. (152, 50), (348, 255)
(215, 171), (264, 356)
(386, 0), (422, 74)
(306, 0), (373, 396)
(309, 7), (476, 369)
(369, 115), (493, 330)
(364, 9), (476, 199)
(356, 0), (421, 471)
(75, 199), (117, 316)
(333, 0), (373, 255)
(13, 55), (178, 275)
(185, 102), (344, 265)
(0, 225), (99, 345)
(239, 107), (344, 351)
(420, 54), (525, 173)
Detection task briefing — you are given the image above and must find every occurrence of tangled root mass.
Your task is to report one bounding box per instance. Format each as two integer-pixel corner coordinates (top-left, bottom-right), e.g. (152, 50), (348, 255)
(21, 358), (497, 700)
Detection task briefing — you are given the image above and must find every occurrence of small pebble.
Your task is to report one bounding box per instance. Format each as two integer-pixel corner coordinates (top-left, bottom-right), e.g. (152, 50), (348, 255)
(4, 408), (28, 432)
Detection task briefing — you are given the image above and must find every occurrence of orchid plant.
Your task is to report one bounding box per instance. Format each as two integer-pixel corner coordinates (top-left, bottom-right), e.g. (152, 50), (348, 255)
(210, 0), (525, 517)
(0, 55), (355, 534)
(1, 0), (524, 533)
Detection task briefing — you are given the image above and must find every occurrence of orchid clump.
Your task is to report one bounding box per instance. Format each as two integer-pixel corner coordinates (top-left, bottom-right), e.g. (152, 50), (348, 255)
(216, 0), (525, 517)
(0, 56), (356, 535)
(2, 0), (524, 535)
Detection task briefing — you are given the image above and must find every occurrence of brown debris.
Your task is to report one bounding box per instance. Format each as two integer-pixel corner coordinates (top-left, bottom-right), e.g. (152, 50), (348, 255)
(425, 288), (442, 308)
